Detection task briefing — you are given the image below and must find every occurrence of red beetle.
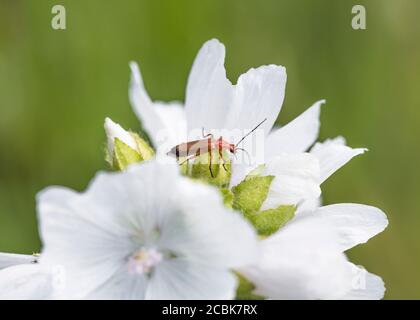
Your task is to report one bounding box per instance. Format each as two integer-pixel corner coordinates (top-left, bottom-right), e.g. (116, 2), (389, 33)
(168, 119), (266, 177)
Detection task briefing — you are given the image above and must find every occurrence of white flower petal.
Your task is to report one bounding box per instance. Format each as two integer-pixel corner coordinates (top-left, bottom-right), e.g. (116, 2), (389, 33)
(153, 101), (187, 149)
(310, 136), (367, 183)
(86, 269), (148, 300)
(241, 202), (387, 300)
(147, 260), (237, 300)
(0, 264), (52, 300)
(0, 253), (36, 270)
(38, 160), (257, 299)
(229, 161), (254, 188)
(225, 65), (287, 136)
(185, 39), (286, 141)
(129, 62), (187, 152)
(104, 117), (138, 153)
(38, 162), (184, 299)
(241, 215), (353, 299)
(129, 62), (169, 147)
(339, 263), (385, 300)
(37, 185), (137, 298)
(185, 39), (233, 134)
(261, 153), (321, 210)
(297, 196), (322, 214)
(311, 204), (388, 252)
(159, 178), (258, 269)
(265, 100), (323, 159)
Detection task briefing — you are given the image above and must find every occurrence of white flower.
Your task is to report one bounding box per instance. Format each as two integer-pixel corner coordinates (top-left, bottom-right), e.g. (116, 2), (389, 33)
(129, 39), (286, 179)
(37, 160), (258, 299)
(128, 39), (328, 208)
(127, 41), (387, 299)
(0, 40), (382, 301)
(240, 203), (388, 299)
(0, 253), (53, 299)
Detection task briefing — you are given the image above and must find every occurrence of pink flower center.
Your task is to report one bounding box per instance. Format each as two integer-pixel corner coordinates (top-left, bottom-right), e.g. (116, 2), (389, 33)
(128, 248), (163, 275)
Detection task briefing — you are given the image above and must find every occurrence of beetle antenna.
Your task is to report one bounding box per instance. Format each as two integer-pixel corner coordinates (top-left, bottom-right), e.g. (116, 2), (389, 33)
(235, 118), (267, 147)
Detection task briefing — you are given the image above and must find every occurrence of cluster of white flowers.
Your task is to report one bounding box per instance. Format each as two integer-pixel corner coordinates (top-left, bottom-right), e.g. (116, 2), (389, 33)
(0, 39), (388, 300)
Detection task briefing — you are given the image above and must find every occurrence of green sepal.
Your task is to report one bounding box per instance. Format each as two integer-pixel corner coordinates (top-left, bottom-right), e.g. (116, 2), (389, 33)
(231, 172), (295, 235)
(131, 132), (154, 161)
(250, 205), (296, 236)
(179, 159), (189, 176)
(190, 150), (231, 188)
(113, 138), (142, 171)
(105, 144), (113, 167)
(235, 272), (264, 300)
(111, 134), (155, 171)
(232, 175), (274, 217)
(220, 188), (234, 208)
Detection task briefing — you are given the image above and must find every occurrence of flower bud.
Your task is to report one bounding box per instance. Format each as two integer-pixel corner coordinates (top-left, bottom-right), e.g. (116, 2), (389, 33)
(104, 117), (154, 170)
(189, 150), (231, 187)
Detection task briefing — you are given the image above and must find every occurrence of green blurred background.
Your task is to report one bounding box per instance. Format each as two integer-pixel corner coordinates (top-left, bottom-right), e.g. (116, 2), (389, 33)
(0, 0), (419, 299)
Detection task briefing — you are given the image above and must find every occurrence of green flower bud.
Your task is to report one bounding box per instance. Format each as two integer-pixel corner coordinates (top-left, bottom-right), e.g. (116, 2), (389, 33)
(188, 150), (231, 188)
(104, 117), (154, 170)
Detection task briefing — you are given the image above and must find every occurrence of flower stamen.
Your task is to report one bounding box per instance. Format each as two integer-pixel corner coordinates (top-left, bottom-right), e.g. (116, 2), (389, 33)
(128, 248), (163, 275)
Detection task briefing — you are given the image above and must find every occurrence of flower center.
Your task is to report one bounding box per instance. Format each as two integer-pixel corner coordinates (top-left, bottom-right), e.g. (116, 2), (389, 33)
(128, 248), (163, 275)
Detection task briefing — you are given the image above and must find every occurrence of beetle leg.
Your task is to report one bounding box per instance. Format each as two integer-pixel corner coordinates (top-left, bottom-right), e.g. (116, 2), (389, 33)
(222, 163), (229, 173)
(179, 154), (197, 165)
(218, 148), (230, 173)
(209, 165), (214, 178)
(222, 161), (230, 173)
(208, 147), (214, 178)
